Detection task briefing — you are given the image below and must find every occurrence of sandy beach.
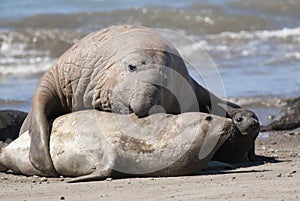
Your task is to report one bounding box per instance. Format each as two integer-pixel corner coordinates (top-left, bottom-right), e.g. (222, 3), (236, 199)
(0, 130), (299, 201)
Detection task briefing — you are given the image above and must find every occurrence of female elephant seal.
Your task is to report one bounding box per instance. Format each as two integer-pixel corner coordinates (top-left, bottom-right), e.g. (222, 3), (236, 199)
(20, 25), (242, 176)
(2, 110), (234, 182)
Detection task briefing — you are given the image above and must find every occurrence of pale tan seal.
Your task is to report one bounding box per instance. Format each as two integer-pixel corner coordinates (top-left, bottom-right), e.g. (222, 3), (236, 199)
(2, 110), (234, 182)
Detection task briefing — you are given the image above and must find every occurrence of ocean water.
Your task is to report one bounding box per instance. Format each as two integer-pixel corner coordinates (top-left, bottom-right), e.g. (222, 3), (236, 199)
(0, 0), (299, 123)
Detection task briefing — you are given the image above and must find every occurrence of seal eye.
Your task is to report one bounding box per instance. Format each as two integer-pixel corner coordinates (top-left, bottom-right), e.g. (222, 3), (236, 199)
(205, 116), (213, 121)
(236, 117), (243, 122)
(128, 64), (137, 72)
(252, 114), (258, 120)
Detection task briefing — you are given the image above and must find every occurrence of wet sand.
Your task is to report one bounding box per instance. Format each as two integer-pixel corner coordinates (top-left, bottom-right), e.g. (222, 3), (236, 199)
(0, 130), (299, 201)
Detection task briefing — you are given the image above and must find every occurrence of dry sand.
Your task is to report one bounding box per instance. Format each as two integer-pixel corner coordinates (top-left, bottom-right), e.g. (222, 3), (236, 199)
(0, 130), (299, 201)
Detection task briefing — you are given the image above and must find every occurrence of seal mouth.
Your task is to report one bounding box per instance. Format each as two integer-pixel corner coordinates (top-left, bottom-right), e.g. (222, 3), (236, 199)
(128, 84), (160, 117)
(129, 99), (157, 118)
(245, 127), (260, 136)
(244, 122), (260, 135)
(128, 104), (134, 114)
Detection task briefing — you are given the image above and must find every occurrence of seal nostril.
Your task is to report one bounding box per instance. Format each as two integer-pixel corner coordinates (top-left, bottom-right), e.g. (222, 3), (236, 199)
(205, 116), (213, 121)
(236, 117), (243, 122)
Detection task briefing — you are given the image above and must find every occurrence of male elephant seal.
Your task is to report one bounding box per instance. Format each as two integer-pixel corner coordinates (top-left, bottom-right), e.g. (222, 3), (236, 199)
(20, 25), (242, 176)
(2, 110), (234, 182)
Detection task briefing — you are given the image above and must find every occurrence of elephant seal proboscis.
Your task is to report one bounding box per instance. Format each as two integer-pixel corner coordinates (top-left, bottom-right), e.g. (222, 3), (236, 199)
(2, 110), (235, 182)
(20, 25), (245, 176)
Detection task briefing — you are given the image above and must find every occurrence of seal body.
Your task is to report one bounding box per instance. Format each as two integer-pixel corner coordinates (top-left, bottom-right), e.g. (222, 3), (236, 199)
(261, 97), (300, 131)
(2, 110), (234, 181)
(0, 110), (27, 142)
(212, 109), (260, 163)
(20, 25), (240, 175)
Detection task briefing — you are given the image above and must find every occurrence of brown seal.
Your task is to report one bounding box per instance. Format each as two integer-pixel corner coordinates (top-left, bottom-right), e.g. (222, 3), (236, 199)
(20, 25), (243, 176)
(212, 109), (260, 163)
(261, 97), (300, 131)
(0, 110), (27, 142)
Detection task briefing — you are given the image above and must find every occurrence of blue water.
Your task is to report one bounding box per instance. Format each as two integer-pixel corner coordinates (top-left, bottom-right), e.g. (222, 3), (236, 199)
(0, 0), (207, 19)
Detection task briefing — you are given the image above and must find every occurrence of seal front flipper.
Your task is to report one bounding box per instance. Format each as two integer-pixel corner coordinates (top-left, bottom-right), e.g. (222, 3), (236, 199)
(19, 111), (56, 175)
(29, 108), (58, 177)
(26, 85), (61, 177)
(248, 145), (276, 162)
(0, 147), (9, 172)
(68, 167), (113, 183)
(202, 161), (234, 171)
(247, 145), (257, 161)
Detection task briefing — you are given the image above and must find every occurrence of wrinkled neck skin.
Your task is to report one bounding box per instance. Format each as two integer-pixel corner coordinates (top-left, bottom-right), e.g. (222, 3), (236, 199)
(189, 77), (239, 118)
